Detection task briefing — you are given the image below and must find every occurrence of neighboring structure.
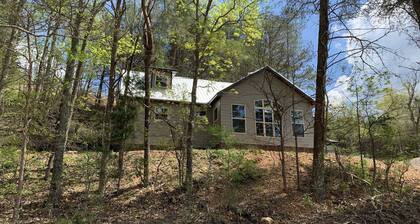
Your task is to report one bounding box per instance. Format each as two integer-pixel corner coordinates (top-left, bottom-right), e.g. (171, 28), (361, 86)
(125, 66), (314, 150)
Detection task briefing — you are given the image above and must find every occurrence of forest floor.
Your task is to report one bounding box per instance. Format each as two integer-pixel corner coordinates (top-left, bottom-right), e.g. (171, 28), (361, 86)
(1, 149), (420, 224)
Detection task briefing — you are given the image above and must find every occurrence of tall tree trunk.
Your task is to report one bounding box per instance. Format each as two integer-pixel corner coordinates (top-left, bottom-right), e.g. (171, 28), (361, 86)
(12, 28), (33, 224)
(141, 0), (155, 187)
(312, 0), (329, 201)
(279, 133), (287, 190)
(70, 0), (100, 105)
(355, 82), (365, 177)
(117, 35), (140, 190)
(98, 0), (124, 195)
(0, 0), (26, 97)
(40, 18), (60, 102)
(368, 127), (377, 182)
(49, 0), (84, 208)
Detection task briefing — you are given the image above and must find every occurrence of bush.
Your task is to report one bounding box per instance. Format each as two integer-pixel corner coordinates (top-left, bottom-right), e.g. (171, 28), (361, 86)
(0, 147), (19, 176)
(212, 150), (263, 184)
(230, 159), (262, 184)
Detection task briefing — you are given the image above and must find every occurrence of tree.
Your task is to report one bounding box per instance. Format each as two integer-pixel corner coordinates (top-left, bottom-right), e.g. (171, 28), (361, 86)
(141, 0), (155, 187)
(0, 0), (26, 99)
(49, 0), (87, 207)
(98, 0), (126, 195)
(13, 14), (33, 223)
(312, 0), (329, 201)
(174, 0), (261, 194)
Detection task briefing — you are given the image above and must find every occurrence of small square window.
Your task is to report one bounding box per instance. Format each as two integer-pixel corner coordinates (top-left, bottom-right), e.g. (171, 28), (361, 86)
(155, 107), (168, 120)
(155, 75), (168, 88)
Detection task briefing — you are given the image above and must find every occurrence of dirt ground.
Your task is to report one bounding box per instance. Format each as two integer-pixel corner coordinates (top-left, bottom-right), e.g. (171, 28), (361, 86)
(1, 149), (419, 223)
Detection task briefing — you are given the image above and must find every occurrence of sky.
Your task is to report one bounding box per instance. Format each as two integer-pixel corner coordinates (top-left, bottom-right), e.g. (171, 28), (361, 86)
(296, 3), (420, 106)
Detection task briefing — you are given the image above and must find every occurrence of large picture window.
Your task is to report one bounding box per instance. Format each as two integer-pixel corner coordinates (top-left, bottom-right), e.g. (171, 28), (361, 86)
(291, 110), (304, 137)
(255, 100), (280, 137)
(232, 104), (246, 133)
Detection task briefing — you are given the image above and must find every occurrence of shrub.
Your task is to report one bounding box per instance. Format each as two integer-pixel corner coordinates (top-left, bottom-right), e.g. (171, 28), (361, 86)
(0, 147), (19, 176)
(212, 150), (263, 184)
(230, 159), (262, 184)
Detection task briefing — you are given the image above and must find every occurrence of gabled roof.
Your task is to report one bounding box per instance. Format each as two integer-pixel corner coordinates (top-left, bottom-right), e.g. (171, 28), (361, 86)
(208, 66), (314, 104)
(127, 71), (233, 104)
(126, 66), (313, 105)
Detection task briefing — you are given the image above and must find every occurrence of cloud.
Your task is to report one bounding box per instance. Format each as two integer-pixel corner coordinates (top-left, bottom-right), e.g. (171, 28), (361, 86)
(345, 4), (420, 85)
(328, 75), (351, 106)
(328, 2), (420, 105)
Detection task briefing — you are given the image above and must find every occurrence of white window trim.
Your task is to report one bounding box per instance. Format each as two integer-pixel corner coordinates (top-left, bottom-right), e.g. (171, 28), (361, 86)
(255, 99), (279, 137)
(291, 110), (305, 137)
(154, 106), (168, 121)
(231, 104), (247, 134)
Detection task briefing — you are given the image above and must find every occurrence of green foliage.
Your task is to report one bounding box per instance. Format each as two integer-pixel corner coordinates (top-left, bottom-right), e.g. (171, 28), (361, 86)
(111, 97), (138, 144)
(0, 147), (19, 176)
(302, 193), (315, 207)
(346, 160), (372, 183)
(211, 150), (263, 184)
(208, 125), (237, 148)
(230, 159), (262, 184)
(173, 0), (262, 79)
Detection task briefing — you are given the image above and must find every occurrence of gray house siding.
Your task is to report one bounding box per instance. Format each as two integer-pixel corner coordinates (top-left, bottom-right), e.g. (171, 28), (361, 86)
(125, 67), (314, 150)
(126, 101), (213, 148)
(217, 70), (314, 149)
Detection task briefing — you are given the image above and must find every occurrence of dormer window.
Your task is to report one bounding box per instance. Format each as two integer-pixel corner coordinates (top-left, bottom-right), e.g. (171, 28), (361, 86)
(151, 67), (175, 89)
(155, 75), (169, 88)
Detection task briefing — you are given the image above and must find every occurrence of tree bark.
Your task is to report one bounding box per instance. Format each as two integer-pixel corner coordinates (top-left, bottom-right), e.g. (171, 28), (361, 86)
(355, 82), (365, 177)
(49, 0), (84, 208)
(312, 0), (329, 201)
(184, 2), (201, 193)
(98, 0), (125, 195)
(0, 0), (26, 96)
(368, 127), (377, 182)
(12, 27), (33, 224)
(141, 0), (155, 187)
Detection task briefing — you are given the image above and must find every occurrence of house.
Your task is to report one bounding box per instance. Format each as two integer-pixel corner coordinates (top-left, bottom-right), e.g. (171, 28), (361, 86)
(124, 66), (314, 150)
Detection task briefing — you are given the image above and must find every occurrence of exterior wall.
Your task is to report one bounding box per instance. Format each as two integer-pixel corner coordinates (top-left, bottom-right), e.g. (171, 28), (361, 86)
(126, 101), (212, 149)
(125, 70), (314, 150)
(218, 70), (314, 149)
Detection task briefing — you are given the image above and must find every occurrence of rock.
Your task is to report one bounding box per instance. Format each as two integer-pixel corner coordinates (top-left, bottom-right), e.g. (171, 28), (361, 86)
(261, 217), (274, 224)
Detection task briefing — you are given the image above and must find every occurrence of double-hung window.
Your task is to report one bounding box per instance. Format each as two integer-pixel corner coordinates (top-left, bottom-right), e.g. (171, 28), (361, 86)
(232, 104), (246, 133)
(255, 100), (281, 137)
(291, 110), (304, 137)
